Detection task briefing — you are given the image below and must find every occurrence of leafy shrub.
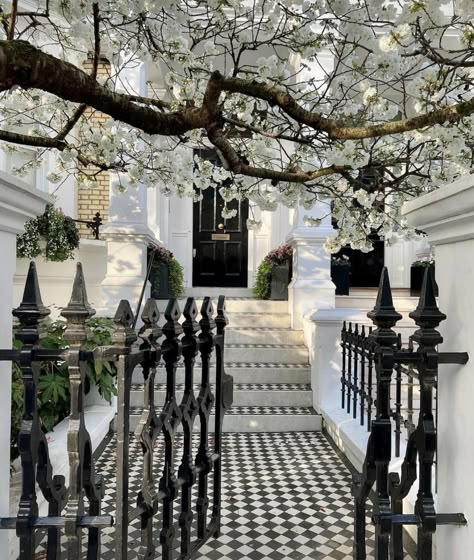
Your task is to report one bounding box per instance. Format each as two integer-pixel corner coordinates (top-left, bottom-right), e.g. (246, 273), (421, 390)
(253, 261), (273, 299)
(168, 257), (185, 297)
(10, 317), (116, 463)
(149, 246), (185, 297)
(17, 204), (80, 262)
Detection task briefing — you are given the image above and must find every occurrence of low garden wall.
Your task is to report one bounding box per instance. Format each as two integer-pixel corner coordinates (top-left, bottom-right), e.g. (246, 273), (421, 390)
(14, 239), (108, 317)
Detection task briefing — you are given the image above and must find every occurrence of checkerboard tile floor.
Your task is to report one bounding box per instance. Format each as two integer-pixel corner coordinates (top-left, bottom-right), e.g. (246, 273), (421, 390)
(131, 383), (312, 392)
(33, 432), (415, 559)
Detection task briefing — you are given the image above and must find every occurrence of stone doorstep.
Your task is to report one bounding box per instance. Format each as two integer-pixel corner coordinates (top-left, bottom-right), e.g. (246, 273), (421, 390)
(132, 364), (311, 385)
(224, 312), (291, 328)
(225, 327), (304, 345)
(122, 407), (322, 433)
(129, 383), (313, 407)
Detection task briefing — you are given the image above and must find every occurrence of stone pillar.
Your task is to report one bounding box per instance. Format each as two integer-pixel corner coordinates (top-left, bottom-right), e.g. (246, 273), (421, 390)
(384, 235), (418, 288)
(286, 202), (335, 329)
(403, 174), (474, 560)
(0, 171), (52, 556)
(100, 180), (159, 314)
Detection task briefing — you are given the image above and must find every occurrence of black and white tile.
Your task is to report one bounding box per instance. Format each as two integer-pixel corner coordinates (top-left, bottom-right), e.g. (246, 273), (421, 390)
(131, 383), (311, 392)
(227, 344), (305, 349)
(32, 432), (414, 559)
(225, 406), (317, 416)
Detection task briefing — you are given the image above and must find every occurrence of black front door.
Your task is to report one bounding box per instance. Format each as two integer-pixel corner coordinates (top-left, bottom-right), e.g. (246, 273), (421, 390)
(192, 186), (249, 287)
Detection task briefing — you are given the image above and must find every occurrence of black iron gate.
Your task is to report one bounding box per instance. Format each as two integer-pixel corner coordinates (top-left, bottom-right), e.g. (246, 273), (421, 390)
(0, 261), (233, 559)
(341, 267), (468, 559)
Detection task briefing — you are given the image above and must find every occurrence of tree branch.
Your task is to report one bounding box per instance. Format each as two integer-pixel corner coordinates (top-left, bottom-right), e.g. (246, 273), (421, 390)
(0, 40), (206, 136)
(207, 124), (346, 183)
(8, 0), (18, 40)
(210, 71), (474, 140)
(0, 129), (66, 149)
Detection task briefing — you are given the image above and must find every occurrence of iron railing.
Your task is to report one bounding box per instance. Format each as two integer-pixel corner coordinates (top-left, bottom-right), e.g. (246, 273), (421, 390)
(0, 261), (233, 560)
(341, 325), (429, 458)
(73, 212), (103, 240)
(350, 266), (468, 560)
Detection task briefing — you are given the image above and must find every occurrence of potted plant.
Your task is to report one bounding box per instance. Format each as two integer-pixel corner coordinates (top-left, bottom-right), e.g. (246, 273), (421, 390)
(331, 255), (351, 295)
(10, 317), (116, 465)
(148, 246), (184, 299)
(253, 244), (293, 300)
(16, 204), (80, 262)
(410, 258), (438, 297)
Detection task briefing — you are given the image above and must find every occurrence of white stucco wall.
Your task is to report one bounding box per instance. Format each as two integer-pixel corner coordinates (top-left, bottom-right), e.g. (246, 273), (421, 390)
(403, 174), (474, 560)
(0, 172), (53, 558)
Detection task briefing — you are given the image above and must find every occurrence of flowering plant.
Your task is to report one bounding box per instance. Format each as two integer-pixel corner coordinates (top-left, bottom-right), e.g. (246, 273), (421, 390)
(331, 255), (351, 267)
(17, 205), (80, 262)
(264, 244), (293, 266)
(411, 257), (435, 268)
(3, 1), (474, 252)
(153, 246), (174, 262)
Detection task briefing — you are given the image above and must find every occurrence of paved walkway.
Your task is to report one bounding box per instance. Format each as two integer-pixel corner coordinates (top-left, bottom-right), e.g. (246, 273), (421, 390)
(89, 431), (414, 560)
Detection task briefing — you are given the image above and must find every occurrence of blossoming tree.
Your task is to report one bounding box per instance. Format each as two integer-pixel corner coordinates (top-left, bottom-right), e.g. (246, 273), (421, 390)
(1, 0), (473, 251)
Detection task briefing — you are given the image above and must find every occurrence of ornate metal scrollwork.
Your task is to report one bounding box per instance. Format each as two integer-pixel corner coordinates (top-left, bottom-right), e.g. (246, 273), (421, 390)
(349, 267), (468, 560)
(0, 262), (112, 560)
(0, 265), (233, 560)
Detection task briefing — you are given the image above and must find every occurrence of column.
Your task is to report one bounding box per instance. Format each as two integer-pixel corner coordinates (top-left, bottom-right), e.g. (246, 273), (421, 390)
(384, 234), (419, 288)
(403, 174), (474, 559)
(101, 179), (159, 313)
(286, 202), (336, 329)
(0, 171), (52, 557)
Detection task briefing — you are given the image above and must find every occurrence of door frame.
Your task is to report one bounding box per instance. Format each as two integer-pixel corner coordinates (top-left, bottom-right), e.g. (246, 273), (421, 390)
(191, 149), (249, 288)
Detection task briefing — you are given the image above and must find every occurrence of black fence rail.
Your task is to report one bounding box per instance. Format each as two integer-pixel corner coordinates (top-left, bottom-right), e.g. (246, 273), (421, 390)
(341, 325), (429, 458)
(73, 211), (103, 239)
(0, 261), (233, 560)
(349, 266), (468, 560)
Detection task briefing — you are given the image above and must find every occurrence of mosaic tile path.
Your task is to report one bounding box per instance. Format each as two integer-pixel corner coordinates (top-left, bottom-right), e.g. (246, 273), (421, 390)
(90, 432), (414, 560)
(32, 432), (415, 559)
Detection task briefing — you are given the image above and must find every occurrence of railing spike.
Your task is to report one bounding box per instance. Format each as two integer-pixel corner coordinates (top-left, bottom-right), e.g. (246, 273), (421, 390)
(113, 299), (137, 347)
(61, 263), (95, 332)
(367, 267), (402, 346)
(200, 296), (214, 320)
(163, 298), (183, 339)
(409, 266), (446, 347)
(215, 296), (228, 334)
(138, 298), (161, 349)
(183, 297), (198, 324)
(13, 261), (50, 344)
(141, 298), (160, 326)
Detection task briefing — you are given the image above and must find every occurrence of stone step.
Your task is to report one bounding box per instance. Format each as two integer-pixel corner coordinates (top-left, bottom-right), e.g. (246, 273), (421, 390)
(129, 383), (313, 407)
(225, 328), (304, 345)
(155, 298), (288, 315)
(184, 287), (254, 298)
(225, 344), (308, 364)
(132, 364), (311, 385)
(336, 294), (419, 313)
(121, 406), (322, 433)
(226, 312), (291, 328)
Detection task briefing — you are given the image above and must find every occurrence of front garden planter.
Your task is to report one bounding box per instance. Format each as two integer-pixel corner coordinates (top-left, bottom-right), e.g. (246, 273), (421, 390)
(410, 264), (438, 297)
(270, 262), (291, 300)
(331, 265), (351, 296)
(150, 260), (170, 299)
